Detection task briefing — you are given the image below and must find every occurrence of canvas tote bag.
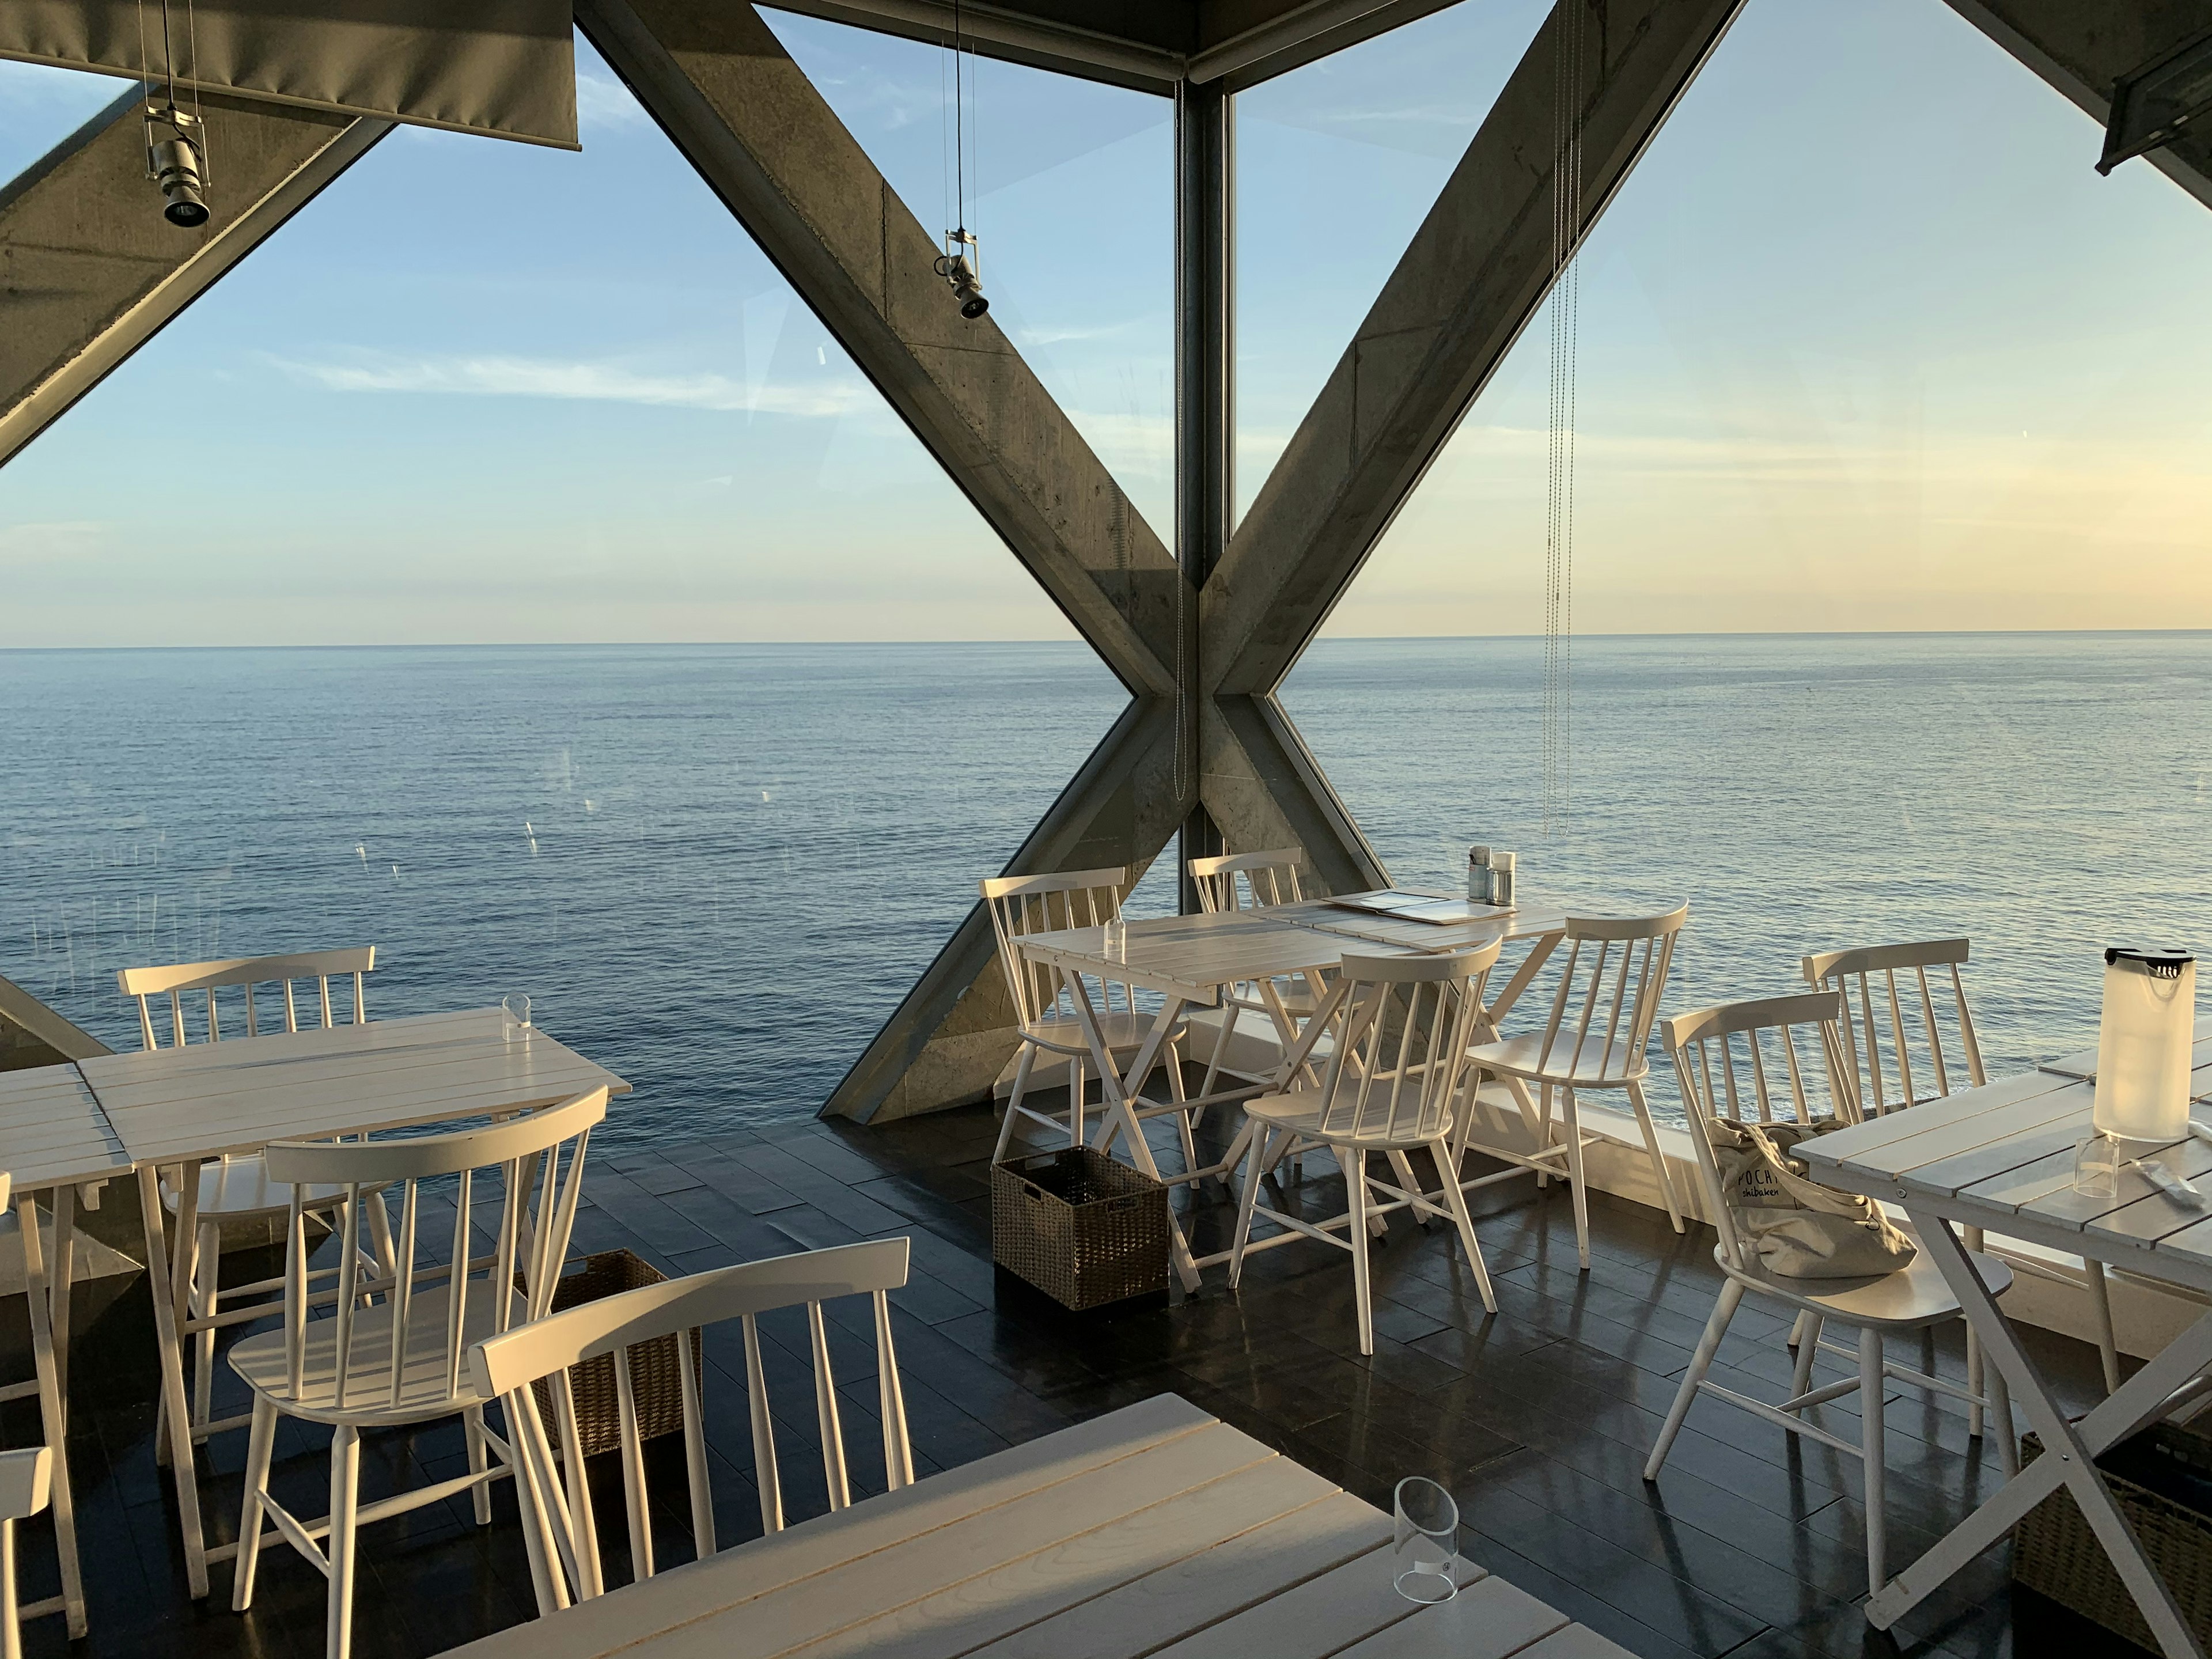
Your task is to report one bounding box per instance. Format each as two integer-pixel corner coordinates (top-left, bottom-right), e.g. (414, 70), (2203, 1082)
(1710, 1117), (1916, 1278)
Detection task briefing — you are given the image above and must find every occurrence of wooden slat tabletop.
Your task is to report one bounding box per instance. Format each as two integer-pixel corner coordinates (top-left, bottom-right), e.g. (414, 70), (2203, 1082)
(438, 1395), (1620, 1659)
(1018, 894), (1569, 999)
(1802, 1054), (2212, 1294)
(76, 1010), (631, 1165)
(0, 1064), (132, 1192)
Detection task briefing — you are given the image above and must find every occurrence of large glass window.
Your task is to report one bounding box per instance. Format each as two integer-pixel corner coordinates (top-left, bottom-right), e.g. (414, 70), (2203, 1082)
(0, 37), (1133, 1137)
(1282, 0), (2212, 1111)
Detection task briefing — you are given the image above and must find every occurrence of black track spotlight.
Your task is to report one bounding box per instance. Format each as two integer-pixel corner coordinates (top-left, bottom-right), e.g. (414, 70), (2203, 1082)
(146, 108), (209, 228)
(935, 230), (988, 321)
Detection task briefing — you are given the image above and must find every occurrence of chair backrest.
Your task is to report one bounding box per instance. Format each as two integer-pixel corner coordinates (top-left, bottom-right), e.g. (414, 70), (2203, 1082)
(115, 947), (376, 1050)
(1663, 991), (1859, 1272)
(469, 1237), (912, 1611)
(1801, 938), (1984, 1116)
(1304, 944), (1500, 1143)
(261, 1087), (605, 1419)
(1188, 849), (1306, 913)
(979, 867), (1126, 1026)
(1528, 907), (1688, 1082)
(0, 1446), (50, 1525)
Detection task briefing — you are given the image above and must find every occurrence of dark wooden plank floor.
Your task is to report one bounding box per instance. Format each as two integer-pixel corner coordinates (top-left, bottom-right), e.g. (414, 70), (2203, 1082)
(0, 1093), (2145, 1659)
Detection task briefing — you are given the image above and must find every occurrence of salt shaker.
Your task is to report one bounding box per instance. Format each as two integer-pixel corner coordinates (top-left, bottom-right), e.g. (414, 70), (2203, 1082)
(1466, 845), (1493, 903)
(1491, 851), (1516, 907)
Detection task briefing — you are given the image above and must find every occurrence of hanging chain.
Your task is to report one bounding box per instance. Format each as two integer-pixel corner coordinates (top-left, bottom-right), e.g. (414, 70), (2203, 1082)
(1542, 0), (1584, 840)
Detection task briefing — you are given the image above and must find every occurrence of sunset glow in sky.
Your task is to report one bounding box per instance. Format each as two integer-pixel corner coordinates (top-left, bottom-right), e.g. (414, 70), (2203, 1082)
(1, 0), (2207, 647)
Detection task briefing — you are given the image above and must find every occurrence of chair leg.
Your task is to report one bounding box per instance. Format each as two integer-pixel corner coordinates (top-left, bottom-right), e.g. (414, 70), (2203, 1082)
(1989, 1354), (2018, 1476)
(1790, 1315), (1823, 1406)
(466, 1405), (493, 1525)
(1860, 1329), (1887, 1592)
(326, 1423), (362, 1659)
(1562, 1089), (1591, 1271)
(1069, 1055), (1086, 1150)
(0, 1516), (14, 1659)
(1962, 1226), (1988, 1437)
(232, 1394), (278, 1611)
(1431, 1138), (1497, 1315)
(1533, 1084), (1554, 1188)
(1228, 1125), (1278, 1289)
(192, 1219), (220, 1431)
(1646, 1279), (1744, 1479)
(1342, 1147), (1376, 1357)
(994, 1045), (1036, 1163)
(1624, 1080), (1684, 1233)
(2085, 1256), (2122, 1394)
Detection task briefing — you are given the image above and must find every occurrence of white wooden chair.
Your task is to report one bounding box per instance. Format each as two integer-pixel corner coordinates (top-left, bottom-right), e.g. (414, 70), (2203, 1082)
(228, 1088), (606, 1659)
(981, 869), (1189, 1164)
(1804, 938), (2122, 1404)
(1644, 992), (2015, 1594)
(1462, 908), (1689, 1270)
(116, 948), (393, 1452)
(1187, 849), (1331, 1100)
(468, 1237), (914, 1616)
(1228, 943), (1503, 1355)
(0, 1445), (51, 1659)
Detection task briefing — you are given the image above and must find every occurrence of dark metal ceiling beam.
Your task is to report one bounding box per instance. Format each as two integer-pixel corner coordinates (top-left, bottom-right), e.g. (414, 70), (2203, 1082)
(1942, 0), (2212, 209)
(757, 0), (1184, 93)
(1191, 0), (1461, 89)
(1203, 0), (1746, 700)
(0, 89), (389, 468)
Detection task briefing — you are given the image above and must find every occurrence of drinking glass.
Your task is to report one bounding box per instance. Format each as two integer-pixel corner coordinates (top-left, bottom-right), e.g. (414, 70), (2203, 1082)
(1102, 917), (1127, 963)
(1391, 1476), (1459, 1604)
(2074, 1131), (2125, 1198)
(502, 995), (533, 1044)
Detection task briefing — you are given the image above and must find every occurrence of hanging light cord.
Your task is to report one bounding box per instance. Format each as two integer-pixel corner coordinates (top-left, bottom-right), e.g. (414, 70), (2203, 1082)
(1543, 0), (1584, 840)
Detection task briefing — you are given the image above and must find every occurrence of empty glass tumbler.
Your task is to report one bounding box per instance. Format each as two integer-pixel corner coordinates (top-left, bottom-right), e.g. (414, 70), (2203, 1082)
(502, 995), (533, 1043)
(1392, 1477), (1460, 1604)
(1102, 918), (1127, 963)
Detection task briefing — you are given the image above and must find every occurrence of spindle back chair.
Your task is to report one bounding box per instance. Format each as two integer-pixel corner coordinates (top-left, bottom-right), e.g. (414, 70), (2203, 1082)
(1804, 937), (2120, 1394)
(229, 1088), (607, 1659)
(115, 947), (387, 1451)
(0, 1445), (50, 1659)
(117, 948), (375, 1051)
(469, 1238), (914, 1617)
(1188, 849), (1306, 913)
(1463, 907), (1690, 1266)
(979, 869), (1188, 1162)
(1649, 993), (2011, 1596)
(1230, 945), (1502, 1354)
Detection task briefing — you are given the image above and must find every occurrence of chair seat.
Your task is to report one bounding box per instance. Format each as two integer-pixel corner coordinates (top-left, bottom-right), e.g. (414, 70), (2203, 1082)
(1244, 1086), (1445, 1150)
(230, 1283), (525, 1427)
(1468, 1032), (1648, 1088)
(1020, 1011), (1188, 1057)
(163, 1153), (363, 1221)
(1720, 1244), (2014, 1331)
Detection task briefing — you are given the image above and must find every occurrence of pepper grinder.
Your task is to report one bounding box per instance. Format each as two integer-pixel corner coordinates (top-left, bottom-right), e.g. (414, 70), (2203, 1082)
(1467, 845), (1493, 903)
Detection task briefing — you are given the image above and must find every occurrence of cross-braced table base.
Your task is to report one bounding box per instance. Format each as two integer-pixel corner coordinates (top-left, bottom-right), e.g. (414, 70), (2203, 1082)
(1881, 1213), (2211, 1659)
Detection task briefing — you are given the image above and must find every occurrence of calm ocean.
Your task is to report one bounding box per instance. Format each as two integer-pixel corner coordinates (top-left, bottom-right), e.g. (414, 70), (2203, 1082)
(3, 634), (2207, 1141)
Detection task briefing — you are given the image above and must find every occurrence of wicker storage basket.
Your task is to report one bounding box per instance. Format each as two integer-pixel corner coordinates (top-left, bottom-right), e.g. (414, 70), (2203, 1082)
(2014, 1424), (2212, 1653)
(526, 1249), (698, 1459)
(991, 1147), (1168, 1311)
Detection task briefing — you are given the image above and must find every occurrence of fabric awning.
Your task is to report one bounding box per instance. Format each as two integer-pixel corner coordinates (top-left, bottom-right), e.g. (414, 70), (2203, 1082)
(0, 1), (578, 149)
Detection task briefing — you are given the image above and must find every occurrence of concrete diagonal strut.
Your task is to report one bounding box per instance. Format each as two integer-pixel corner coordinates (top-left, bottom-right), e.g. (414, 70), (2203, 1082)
(1198, 0), (1747, 885)
(573, 0), (1199, 1120)
(0, 89), (391, 467)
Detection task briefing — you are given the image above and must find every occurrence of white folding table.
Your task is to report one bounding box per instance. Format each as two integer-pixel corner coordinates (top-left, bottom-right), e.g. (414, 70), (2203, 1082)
(435, 1392), (1628, 1659)
(1799, 1028), (2212, 1659)
(1016, 896), (1569, 1289)
(70, 1007), (631, 1601)
(0, 1066), (134, 1637)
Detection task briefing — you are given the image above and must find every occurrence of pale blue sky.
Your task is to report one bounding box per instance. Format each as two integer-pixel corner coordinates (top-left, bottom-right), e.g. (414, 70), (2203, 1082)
(1, 0), (2207, 646)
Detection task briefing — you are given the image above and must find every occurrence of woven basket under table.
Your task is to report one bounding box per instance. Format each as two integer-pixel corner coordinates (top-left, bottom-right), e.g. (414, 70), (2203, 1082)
(524, 1249), (699, 1459)
(991, 1147), (1168, 1312)
(2015, 1425), (2212, 1653)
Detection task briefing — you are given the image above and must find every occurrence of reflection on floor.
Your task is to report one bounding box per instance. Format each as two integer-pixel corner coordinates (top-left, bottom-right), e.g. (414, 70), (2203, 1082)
(0, 1091), (2142, 1659)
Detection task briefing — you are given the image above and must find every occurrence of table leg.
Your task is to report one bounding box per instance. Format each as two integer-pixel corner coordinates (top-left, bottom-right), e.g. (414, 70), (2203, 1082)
(138, 1164), (208, 1599)
(16, 1192), (86, 1637)
(1067, 980), (1202, 1291)
(1478, 934), (1560, 1037)
(1875, 1212), (2212, 1659)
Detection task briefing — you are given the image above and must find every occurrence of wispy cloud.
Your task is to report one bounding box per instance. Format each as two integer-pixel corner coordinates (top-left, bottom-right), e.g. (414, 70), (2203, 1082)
(0, 521), (109, 565)
(575, 67), (647, 131)
(266, 352), (871, 420)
